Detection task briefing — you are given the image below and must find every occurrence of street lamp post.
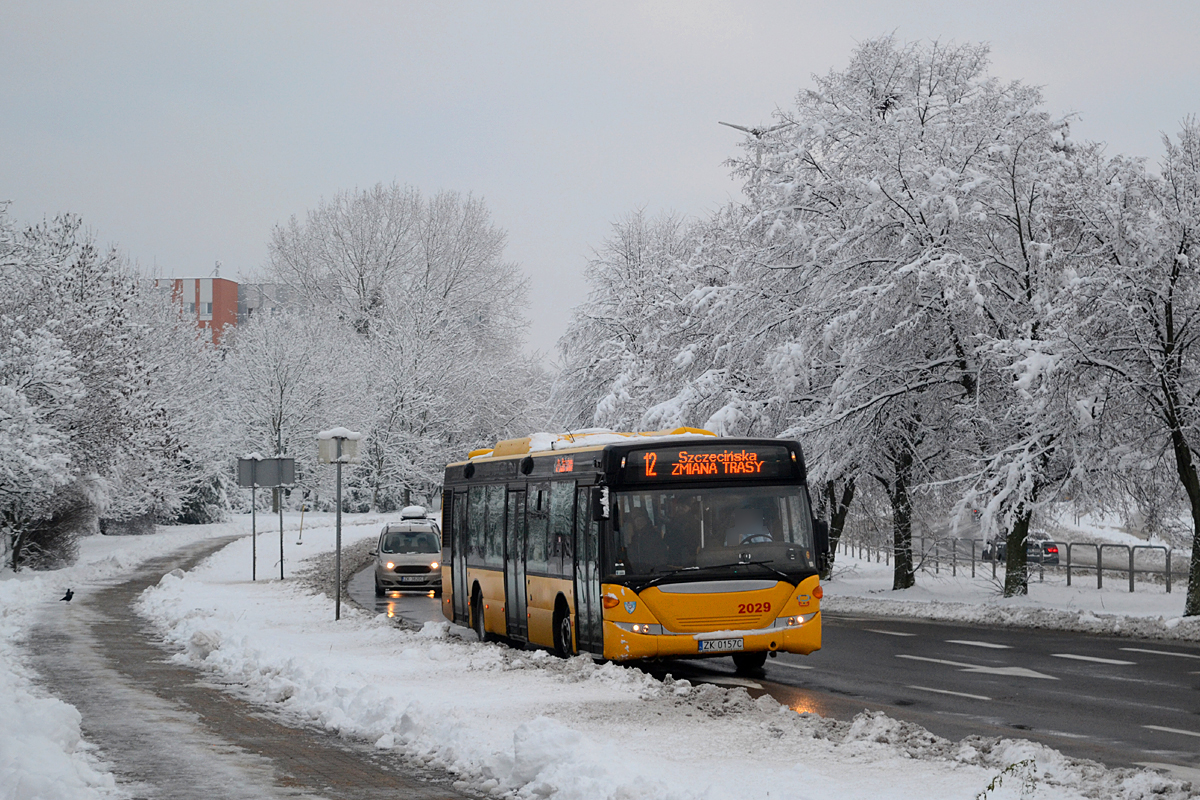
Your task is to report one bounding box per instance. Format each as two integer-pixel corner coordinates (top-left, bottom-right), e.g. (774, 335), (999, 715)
(335, 438), (343, 619)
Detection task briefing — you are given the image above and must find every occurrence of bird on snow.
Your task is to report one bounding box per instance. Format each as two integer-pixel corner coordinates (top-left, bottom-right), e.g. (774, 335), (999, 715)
(60, 589), (73, 602)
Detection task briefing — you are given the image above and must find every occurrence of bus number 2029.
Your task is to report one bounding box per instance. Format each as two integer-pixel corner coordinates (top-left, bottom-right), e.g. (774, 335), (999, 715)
(737, 602), (771, 614)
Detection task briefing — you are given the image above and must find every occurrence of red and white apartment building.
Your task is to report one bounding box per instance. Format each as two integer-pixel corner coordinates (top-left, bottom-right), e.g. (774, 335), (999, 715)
(153, 276), (293, 345)
(154, 277), (239, 344)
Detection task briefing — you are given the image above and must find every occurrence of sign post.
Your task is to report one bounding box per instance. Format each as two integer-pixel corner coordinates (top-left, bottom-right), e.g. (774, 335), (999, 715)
(318, 428), (361, 620)
(237, 455), (296, 581)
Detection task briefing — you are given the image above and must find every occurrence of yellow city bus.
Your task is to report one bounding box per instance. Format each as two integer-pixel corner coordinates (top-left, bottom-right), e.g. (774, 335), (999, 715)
(440, 429), (830, 672)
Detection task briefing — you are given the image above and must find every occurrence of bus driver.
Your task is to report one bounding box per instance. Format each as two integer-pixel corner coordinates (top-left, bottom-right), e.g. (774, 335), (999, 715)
(724, 505), (774, 546)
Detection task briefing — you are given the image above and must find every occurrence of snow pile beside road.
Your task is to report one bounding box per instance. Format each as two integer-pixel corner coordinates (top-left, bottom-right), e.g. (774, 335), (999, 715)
(136, 533), (1194, 800)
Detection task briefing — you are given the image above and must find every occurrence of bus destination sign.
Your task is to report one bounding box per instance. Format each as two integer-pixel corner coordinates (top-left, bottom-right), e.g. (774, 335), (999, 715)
(622, 445), (794, 483)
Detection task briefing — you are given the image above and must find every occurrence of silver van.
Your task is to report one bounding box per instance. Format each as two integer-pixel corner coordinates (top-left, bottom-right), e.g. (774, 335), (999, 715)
(371, 506), (442, 596)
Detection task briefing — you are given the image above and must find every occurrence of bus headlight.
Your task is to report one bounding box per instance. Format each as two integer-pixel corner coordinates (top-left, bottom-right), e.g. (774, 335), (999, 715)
(430, 561), (439, 570)
(385, 562), (395, 570)
(773, 613), (818, 628)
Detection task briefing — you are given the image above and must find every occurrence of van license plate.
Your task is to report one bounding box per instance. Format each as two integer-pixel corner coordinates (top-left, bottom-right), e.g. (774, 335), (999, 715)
(698, 638), (743, 653)
(400, 576), (426, 582)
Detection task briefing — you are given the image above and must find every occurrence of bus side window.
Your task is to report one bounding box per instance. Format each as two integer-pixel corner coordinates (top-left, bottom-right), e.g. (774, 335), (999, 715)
(441, 490), (453, 548)
(526, 484), (550, 573)
(467, 485), (486, 562)
(485, 484), (505, 567)
(549, 480), (574, 576)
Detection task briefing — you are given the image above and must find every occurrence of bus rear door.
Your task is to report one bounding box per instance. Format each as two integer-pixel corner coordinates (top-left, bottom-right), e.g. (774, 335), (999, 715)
(450, 489), (469, 625)
(505, 488), (528, 639)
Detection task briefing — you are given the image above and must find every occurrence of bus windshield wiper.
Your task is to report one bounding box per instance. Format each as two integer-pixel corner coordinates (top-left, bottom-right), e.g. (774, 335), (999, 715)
(635, 565), (701, 590)
(703, 559), (792, 582)
(636, 559), (791, 590)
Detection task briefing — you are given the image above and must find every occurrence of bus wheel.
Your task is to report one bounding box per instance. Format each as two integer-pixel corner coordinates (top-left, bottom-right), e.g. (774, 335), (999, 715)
(732, 651), (768, 674)
(471, 588), (486, 643)
(553, 603), (573, 658)
(374, 577), (384, 598)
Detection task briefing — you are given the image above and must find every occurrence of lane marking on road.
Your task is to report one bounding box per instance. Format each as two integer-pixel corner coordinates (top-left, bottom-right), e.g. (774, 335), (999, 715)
(1144, 725), (1200, 739)
(769, 662), (813, 670)
(897, 654), (1058, 680)
(906, 685), (991, 702)
(702, 676), (764, 689)
(866, 629), (917, 637)
(1121, 647), (1200, 660)
(946, 640), (1011, 649)
(1052, 653), (1136, 665)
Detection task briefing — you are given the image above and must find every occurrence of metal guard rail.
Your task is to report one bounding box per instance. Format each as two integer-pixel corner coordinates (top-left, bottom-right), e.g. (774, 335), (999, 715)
(836, 536), (1174, 592)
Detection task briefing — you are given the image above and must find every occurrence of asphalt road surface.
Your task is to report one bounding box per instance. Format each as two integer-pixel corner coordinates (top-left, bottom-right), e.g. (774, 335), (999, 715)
(347, 566), (1200, 782)
(347, 565), (445, 626)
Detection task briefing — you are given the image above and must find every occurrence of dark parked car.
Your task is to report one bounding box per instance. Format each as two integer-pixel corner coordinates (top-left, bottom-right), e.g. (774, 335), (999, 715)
(983, 533), (1060, 565)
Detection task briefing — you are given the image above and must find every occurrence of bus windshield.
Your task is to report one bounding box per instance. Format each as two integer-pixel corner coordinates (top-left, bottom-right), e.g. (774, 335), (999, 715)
(609, 486), (816, 578)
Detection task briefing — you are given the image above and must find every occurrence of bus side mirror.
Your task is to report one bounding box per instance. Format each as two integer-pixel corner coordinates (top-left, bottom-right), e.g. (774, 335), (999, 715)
(813, 519), (830, 566)
(591, 486), (610, 521)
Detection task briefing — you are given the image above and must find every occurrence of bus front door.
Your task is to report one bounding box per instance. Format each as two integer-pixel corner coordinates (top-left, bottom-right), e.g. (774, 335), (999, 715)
(505, 489), (528, 640)
(573, 486), (602, 653)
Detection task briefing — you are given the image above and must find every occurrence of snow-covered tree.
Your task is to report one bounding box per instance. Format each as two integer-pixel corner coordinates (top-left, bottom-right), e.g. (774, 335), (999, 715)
(1063, 121), (1200, 615)
(697, 39), (1069, 589)
(268, 183), (422, 335)
(557, 38), (1120, 595)
(265, 185), (544, 508)
(0, 210), (190, 567)
(554, 211), (707, 431)
(221, 311), (366, 507)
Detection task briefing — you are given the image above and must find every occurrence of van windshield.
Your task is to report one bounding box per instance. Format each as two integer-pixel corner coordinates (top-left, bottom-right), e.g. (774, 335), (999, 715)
(381, 531), (440, 554)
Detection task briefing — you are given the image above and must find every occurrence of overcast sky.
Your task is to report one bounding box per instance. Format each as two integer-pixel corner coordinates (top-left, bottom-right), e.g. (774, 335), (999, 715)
(3, 2), (1198, 361)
